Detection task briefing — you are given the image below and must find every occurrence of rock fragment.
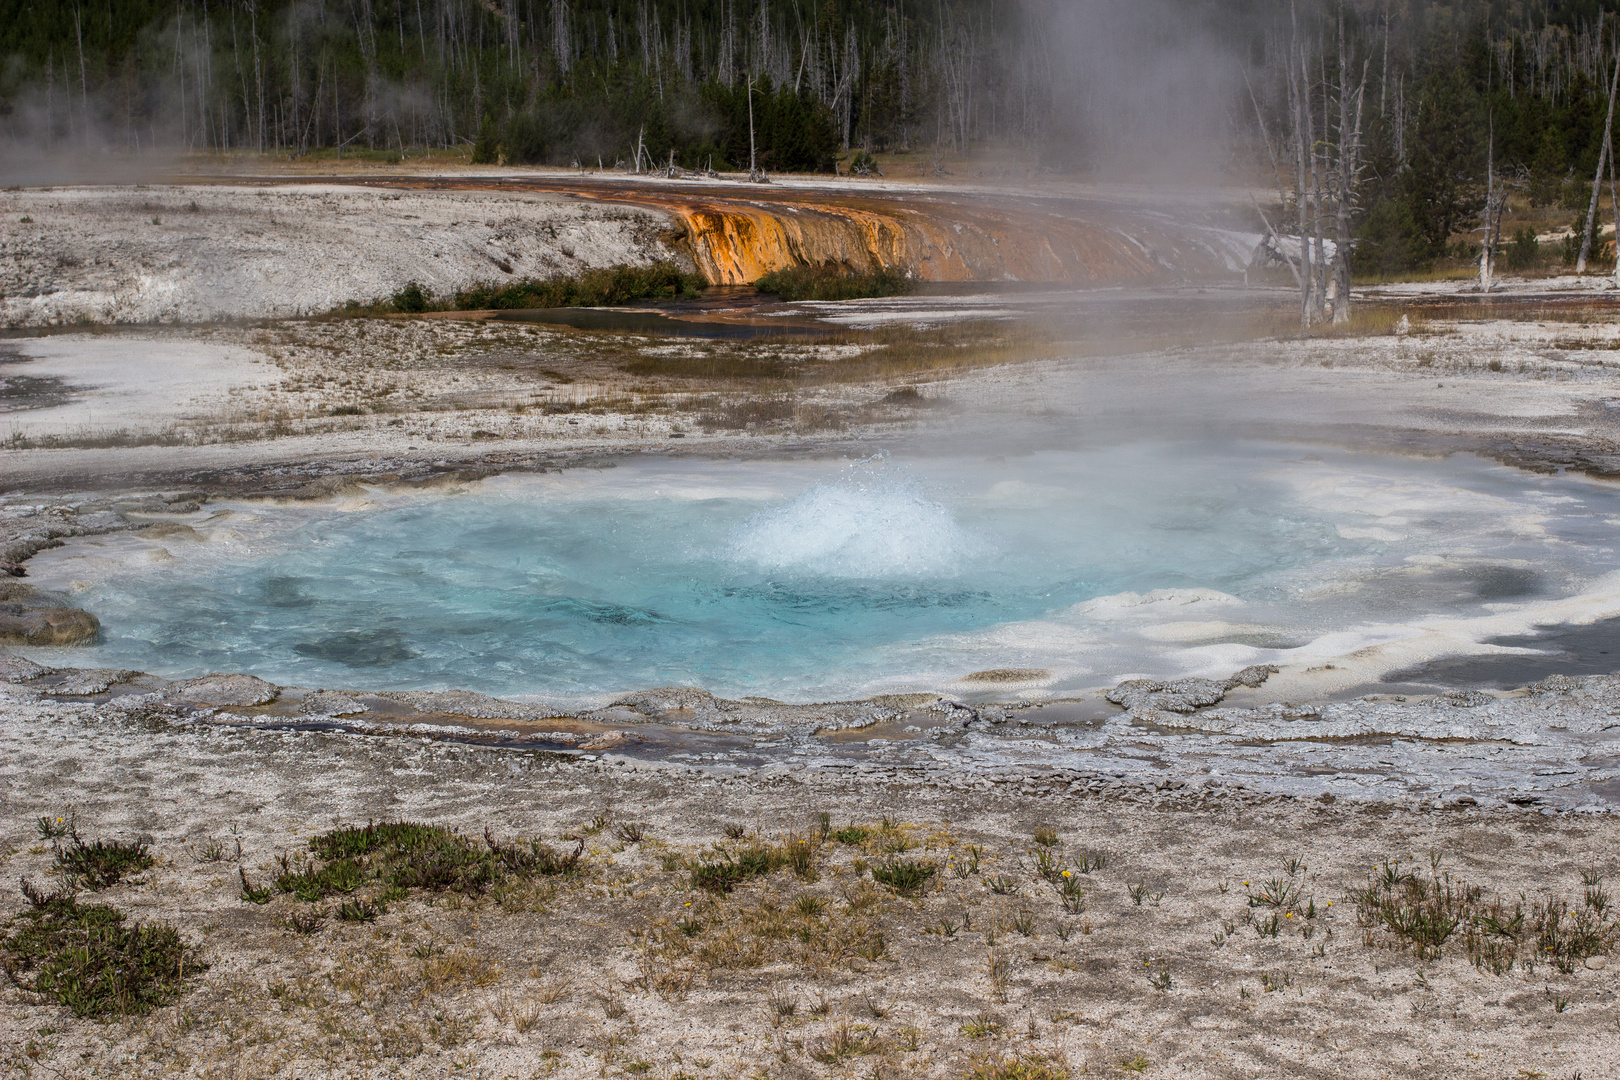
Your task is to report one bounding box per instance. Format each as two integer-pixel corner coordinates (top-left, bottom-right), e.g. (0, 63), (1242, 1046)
(166, 673), (281, 707)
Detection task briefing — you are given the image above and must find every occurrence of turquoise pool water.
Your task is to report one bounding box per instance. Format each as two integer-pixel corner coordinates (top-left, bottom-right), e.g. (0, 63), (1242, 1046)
(30, 442), (1620, 702)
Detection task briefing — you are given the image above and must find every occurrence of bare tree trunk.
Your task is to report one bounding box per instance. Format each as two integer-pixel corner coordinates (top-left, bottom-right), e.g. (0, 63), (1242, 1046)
(1480, 121), (1496, 292)
(1289, 39), (1312, 329)
(1610, 126), (1620, 282)
(1578, 55), (1620, 272)
(74, 5), (90, 147)
(1333, 23), (1367, 324)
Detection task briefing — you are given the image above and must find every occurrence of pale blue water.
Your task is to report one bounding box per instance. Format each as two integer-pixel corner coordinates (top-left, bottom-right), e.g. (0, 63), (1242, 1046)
(33, 443), (1620, 702)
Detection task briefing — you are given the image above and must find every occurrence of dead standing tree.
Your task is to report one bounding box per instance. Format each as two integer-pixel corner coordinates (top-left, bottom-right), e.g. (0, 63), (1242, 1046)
(1578, 47), (1620, 274)
(1261, 10), (1367, 329)
(1330, 17), (1368, 324)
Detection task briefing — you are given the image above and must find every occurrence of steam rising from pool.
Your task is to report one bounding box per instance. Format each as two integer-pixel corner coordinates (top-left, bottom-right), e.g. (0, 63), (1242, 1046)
(25, 442), (1620, 704)
(725, 457), (981, 578)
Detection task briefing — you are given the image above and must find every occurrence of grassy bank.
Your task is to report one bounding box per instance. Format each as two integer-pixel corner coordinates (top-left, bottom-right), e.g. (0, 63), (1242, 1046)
(365, 262), (707, 315)
(753, 265), (915, 302)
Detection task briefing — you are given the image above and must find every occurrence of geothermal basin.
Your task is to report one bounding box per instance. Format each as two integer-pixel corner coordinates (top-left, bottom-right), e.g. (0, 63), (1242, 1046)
(32, 438), (1620, 704)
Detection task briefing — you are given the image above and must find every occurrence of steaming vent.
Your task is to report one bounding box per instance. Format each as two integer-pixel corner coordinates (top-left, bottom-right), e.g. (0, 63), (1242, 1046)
(725, 458), (981, 578)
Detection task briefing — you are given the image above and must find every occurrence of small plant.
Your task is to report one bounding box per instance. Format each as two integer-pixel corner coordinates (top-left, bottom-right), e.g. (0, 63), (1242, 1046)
(1282, 855), (1308, 876)
(967, 1055), (1072, 1080)
(793, 894), (829, 918)
(1055, 873), (1086, 914)
(809, 1019), (882, 1063)
(492, 990), (543, 1033)
(955, 845), (983, 877)
(1128, 881), (1149, 906)
(676, 916), (705, 936)
(282, 908), (326, 935)
(1249, 875), (1302, 911)
(338, 898), (383, 923)
(987, 874), (1018, 895)
(723, 824), (748, 840)
(1149, 967), (1172, 991)
(1551, 991), (1571, 1013)
(832, 825), (870, 845)
(35, 813), (71, 840)
(151, 215), (162, 225)
(1118, 1054), (1151, 1073)
(766, 985), (797, 1020)
(871, 858), (936, 895)
(808, 993), (832, 1016)
(1256, 913), (1282, 938)
(192, 836), (239, 864)
(54, 827), (154, 890)
(1032, 826), (1059, 848)
(1010, 910), (1037, 937)
(1055, 923), (1073, 942)
(782, 833), (819, 878)
(1584, 873), (1611, 917)
(534, 974), (574, 1003)
(19, 215), (33, 223)
(690, 846), (779, 892)
(1259, 971), (1293, 993)
(986, 950), (1011, 1000)
(613, 822), (646, 844)
(962, 1012), (1004, 1038)
(1076, 850), (1107, 874)
(813, 811), (832, 842)
(239, 868), (272, 904)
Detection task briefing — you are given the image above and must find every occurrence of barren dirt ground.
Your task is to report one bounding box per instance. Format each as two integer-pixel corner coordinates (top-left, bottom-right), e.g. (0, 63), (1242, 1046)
(0, 687), (1617, 1080)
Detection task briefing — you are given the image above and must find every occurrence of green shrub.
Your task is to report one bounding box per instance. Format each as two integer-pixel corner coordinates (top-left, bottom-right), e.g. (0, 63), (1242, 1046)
(390, 280), (430, 313)
(265, 821), (583, 908)
(754, 264), (914, 302)
(1505, 227), (1542, 270)
(690, 846), (783, 892)
(54, 830), (153, 891)
(374, 263), (705, 315)
(0, 880), (204, 1017)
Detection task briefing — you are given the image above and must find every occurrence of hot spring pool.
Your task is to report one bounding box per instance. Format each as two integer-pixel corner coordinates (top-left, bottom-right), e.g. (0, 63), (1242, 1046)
(27, 441), (1620, 703)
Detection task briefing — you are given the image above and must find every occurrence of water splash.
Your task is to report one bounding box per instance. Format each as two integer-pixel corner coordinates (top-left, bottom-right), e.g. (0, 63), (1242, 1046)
(725, 456), (982, 579)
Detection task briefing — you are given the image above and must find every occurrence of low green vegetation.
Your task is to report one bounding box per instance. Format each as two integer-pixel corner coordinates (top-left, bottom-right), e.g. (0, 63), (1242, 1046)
(54, 829), (153, 891)
(1353, 859), (1619, 972)
(374, 262), (706, 315)
(241, 820), (583, 913)
(753, 265), (914, 302)
(0, 880), (204, 1017)
(871, 858), (937, 895)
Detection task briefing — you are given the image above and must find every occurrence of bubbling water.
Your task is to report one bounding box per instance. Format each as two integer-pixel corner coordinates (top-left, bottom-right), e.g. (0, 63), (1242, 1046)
(725, 457), (981, 578)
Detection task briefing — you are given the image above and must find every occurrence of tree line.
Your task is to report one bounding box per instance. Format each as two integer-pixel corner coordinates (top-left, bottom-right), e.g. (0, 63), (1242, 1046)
(0, 0), (1051, 173)
(1247, 0), (1620, 320)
